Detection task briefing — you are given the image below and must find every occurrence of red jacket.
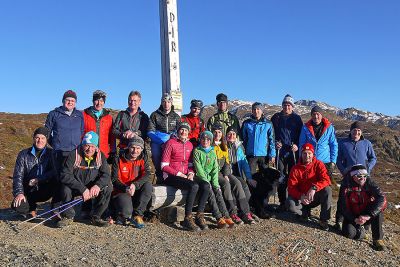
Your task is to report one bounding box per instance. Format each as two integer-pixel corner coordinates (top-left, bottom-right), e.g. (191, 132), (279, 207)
(111, 152), (151, 194)
(288, 157), (331, 200)
(161, 136), (194, 179)
(83, 108), (116, 158)
(181, 113), (205, 146)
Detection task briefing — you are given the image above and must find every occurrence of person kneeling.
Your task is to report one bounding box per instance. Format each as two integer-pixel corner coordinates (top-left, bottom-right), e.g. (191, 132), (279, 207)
(111, 136), (152, 229)
(286, 143), (332, 230)
(339, 164), (387, 251)
(57, 131), (112, 228)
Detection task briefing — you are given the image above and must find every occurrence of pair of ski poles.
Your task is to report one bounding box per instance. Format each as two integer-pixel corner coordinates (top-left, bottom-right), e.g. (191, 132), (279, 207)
(19, 197), (84, 231)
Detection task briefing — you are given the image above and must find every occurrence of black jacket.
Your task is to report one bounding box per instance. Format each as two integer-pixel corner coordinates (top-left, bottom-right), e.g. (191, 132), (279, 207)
(60, 147), (111, 194)
(12, 146), (57, 197)
(148, 105), (181, 134)
(113, 108), (149, 147)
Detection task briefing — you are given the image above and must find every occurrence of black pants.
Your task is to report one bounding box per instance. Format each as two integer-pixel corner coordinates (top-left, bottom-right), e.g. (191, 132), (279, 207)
(286, 186), (332, 221)
(219, 174), (250, 215)
(164, 176), (206, 216)
(111, 181), (153, 218)
(231, 166), (252, 203)
(277, 153), (296, 204)
(59, 183), (112, 219)
(53, 150), (70, 177)
(198, 180), (229, 220)
(342, 212), (384, 240)
(11, 181), (58, 215)
(247, 156), (268, 175)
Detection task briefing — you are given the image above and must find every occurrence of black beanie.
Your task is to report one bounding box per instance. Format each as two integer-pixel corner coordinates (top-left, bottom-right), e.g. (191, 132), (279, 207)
(350, 121), (364, 131)
(311, 105), (323, 115)
(226, 126), (238, 135)
(33, 127), (49, 138)
(93, 90), (107, 103)
(216, 93), (228, 103)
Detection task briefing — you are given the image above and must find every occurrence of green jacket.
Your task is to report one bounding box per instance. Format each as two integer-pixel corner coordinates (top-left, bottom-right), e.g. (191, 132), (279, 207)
(193, 146), (220, 188)
(207, 111), (240, 136)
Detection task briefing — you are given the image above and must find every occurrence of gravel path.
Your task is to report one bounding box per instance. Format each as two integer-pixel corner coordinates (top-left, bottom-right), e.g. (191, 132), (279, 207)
(1, 207), (399, 267)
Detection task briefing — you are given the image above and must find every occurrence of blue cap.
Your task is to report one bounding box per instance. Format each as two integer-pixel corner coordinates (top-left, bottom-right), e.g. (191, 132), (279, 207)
(82, 131), (99, 147)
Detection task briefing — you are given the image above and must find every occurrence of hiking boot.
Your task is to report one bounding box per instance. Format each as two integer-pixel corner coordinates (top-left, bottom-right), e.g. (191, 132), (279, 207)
(224, 217), (235, 228)
(91, 216), (110, 227)
(217, 217), (228, 229)
(334, 222), (342, 232)
(195, 213), (209, 230)
(251, 212), (260, 222)
(131, 215), (145, 229)
(115, 215), (129, 226)
(231, 214), (244, 225)
(182, 215), (201, 232)
(257, 209), (271, 220)
(373, 239), (386, 251)
(56, 218), (73, 228)
(318, 220), (329, 231)
(243, 213), (256, 225)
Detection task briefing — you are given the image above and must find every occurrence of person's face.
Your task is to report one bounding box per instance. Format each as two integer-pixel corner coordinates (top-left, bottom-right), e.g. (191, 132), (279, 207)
(190, 107), (201, 117)
(83, 144), (96, 158)
(226, 131), (237, 143)
(200, 137), (211, 148)
(128, 95), (141, 111)
(129, 145), (143, 160)
(162, 100), (172, 112)
(178, 128), (189, 141)
(301, 150), (314, 164)
(352, 173), (367, 186)
(351, 128), (362, 141)
(33, 134), (47, 149)
(213, 129), (223, 142)
(282, 103), (293, 115)
(217, 101), (228, 112)
(63, 97), (76, 111)
(93, 98), (105, 111)
(311, 112), (323, 125)
(252, 107), (263, 119)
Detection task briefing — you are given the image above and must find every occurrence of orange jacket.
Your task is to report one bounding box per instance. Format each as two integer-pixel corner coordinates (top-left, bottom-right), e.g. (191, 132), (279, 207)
(83, 108), (115, 158)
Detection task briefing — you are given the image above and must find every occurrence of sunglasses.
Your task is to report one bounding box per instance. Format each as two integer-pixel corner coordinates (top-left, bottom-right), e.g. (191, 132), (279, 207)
(355, 174), (368, 179)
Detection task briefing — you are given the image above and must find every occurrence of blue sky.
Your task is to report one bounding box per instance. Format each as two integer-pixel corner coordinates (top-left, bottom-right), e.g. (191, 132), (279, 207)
(0, 0), (399, 116)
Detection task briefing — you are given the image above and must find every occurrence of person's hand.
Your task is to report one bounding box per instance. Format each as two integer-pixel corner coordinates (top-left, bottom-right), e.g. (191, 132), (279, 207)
(300, 194), (311, 205)
(276, 141), (282, 150)
(89, 185), (101, 198)
(291, 144), (298, 152)
(82, 189), (91, 202)
(28, 178), (39, 187)
(187, 173), (194, 181)
(123, 130), (136, 139)
(127, 183), (136, 196)
(13, 194), (26, 207)
(269, 157), (276, 166)
(305, 187), (316, 203)
(224, 175), (229, 181)
(176, 172), (187, 178)
(357, 215), (371, 225)
(248, 179), (257, 188)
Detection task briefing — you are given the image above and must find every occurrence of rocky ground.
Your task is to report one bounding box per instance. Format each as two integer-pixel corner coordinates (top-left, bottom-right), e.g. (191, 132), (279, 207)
(0, 203), (399, 267)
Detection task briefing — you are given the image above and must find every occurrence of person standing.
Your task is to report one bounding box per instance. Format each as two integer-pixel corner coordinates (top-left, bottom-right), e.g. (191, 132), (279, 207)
(207, 93), (240, 135)
(181, 99), (205, 147)
(271, 94), (303, 211)
(11, 127), (59, 218)
(45, 90), (84, 174)
(113, 90), (149, 150)
(299, 105), (338, 185)
(148, 93), (181, 182)
(83, 90), (116, 162)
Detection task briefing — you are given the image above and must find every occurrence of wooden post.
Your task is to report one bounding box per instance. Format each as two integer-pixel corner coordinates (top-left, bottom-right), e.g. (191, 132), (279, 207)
(159, 0), (183, 114)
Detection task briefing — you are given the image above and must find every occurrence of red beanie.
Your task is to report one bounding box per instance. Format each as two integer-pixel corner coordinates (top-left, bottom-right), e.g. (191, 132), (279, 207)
(62, 90), (77, 101)
(302, 143), (315, 154)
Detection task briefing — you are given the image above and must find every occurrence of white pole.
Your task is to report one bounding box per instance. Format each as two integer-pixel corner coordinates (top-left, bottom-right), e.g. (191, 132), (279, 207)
(159, 0), (183, 114)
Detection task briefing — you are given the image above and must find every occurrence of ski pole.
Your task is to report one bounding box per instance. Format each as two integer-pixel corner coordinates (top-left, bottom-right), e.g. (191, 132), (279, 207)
(19, 198), (82, 226)
(291, 142), (297, 163)
(27, 198), (83, 231)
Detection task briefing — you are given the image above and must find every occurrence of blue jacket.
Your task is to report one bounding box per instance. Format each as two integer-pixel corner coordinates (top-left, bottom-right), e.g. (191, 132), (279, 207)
(242, 115), (276, 158)
(45, 106), (84, 152)
(337, 135), (377, 175)
(228, 141), (253, 180)
(299, 118), (338, 164)
(271, 111), (303, 158)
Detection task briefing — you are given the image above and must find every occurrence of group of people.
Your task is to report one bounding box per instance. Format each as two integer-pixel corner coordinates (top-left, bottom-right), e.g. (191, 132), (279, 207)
(11, 89), (387, 251)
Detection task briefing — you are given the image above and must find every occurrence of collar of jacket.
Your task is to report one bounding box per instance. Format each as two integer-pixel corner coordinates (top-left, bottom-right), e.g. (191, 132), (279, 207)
(85, 107), (110, 119)
(157, 105), (175, 115)
(30, 146), (47, 157)
(250, 114), (266, 122)
(305, 117), (331, 137)
(348, 134), (365, 140)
